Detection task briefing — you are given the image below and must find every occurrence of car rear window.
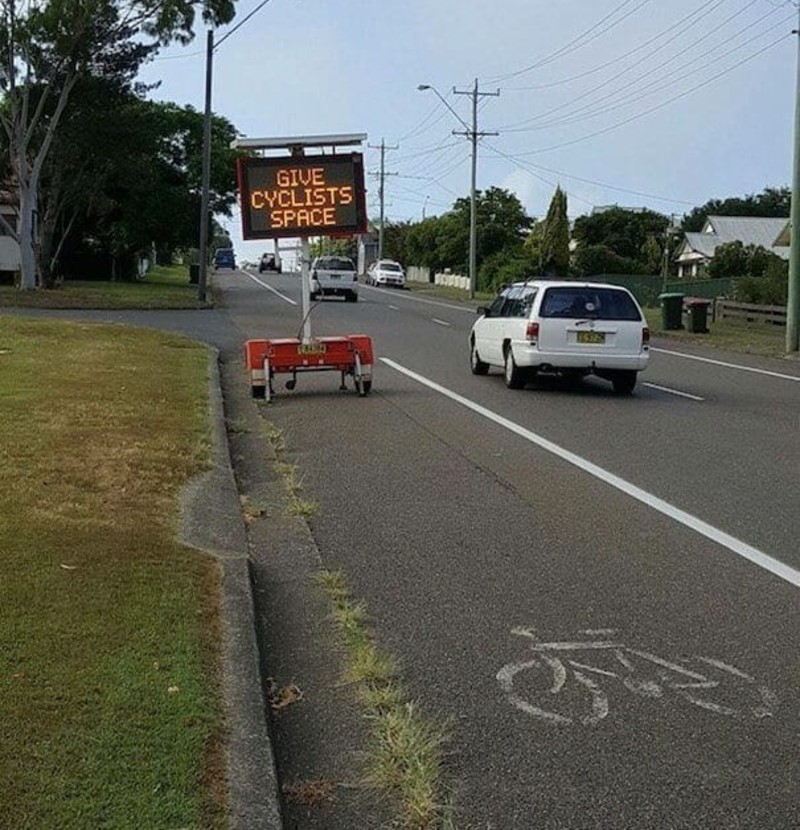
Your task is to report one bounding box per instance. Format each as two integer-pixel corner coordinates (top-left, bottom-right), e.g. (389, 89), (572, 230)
(380, 262), (402, 272)
(540, 287), (641, 321)
(319, 257), (355, 271)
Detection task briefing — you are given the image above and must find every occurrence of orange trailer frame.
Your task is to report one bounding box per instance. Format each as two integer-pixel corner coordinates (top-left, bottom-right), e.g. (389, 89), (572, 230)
(244, 335), (374, 401)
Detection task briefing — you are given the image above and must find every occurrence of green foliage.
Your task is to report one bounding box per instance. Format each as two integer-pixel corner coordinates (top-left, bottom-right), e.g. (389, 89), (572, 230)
(572, 207), (668, 262)
(541, 186), (570, 276)
(308, 237), (356, 260)
(733, 274), (788, 305)
(478, 246), (540, 292)
(381, 220), (413, 264)
(682, 187), (790, 232)
(707, 241), (787, 281)
(405, 188), (530, 276)
(572, 244), (646, 277)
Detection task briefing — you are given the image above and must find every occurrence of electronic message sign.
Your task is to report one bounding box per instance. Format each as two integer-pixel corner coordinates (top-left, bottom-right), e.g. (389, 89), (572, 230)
(238, 153), (367, 239)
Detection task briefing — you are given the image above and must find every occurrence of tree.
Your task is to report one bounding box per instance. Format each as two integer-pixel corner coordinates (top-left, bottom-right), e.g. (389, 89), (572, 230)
(0, 0), (237, 289)
(572, 207), (668, 264)
(48, 94), (240, 281)
(683, 187), (791, 232)
(707, 241), (786, 281)
(541, 186), (570, 276)
(573, 244), (645, 277)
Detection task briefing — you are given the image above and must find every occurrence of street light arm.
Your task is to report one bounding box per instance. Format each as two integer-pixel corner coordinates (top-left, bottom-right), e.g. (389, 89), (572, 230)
(417, 84), (471, 133)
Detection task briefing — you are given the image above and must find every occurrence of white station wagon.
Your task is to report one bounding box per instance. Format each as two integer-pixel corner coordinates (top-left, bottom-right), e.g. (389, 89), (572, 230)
(469, 280), (650, 394)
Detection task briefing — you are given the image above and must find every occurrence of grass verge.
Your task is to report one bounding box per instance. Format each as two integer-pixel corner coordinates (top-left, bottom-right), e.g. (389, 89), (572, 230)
(316, 569), (453, 830)
(0, 316), (224, 828)
(0, 264), (211, 309)
(643, 307), (788, 357)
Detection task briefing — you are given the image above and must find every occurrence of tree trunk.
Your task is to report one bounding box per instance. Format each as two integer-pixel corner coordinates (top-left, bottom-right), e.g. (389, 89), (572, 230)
(18, 180), (38, 290)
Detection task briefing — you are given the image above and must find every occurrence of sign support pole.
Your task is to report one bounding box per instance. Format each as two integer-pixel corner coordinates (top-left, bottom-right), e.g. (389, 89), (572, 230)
(300, 237), (312, 343)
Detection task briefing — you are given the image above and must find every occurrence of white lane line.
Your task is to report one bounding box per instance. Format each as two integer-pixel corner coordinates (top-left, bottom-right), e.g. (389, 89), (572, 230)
(432, 318), (452, 327)
(367, 286), (477, 314)
(380, 357), (800, 589)
(643, 382), (704, 401)
(388, 305), (399, 311)
(244, 271), (297, 305)
(651, 347), (800, 382)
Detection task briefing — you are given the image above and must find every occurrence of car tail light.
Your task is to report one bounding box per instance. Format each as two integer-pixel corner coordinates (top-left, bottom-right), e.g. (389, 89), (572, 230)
(526, 322), (539, 340)
(642, 326), (650, 345)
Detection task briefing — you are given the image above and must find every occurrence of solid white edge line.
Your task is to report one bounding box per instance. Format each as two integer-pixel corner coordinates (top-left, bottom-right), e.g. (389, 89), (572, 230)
(652, 347), (800, 382)
(380, 357), (800, 589)
(244, 271), (297, 305)
(643, 382), (704, 401)
(432, 318), (452, 327)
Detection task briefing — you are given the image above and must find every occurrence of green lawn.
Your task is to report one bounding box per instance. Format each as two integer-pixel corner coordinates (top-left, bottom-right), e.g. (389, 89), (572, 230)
(643, 307), (789, 357)
(0, 265), (210, 310)
(0, 317), (224, 828)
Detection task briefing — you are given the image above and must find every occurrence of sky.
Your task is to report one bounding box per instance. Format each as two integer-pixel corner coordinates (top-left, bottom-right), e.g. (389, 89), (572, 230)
(137, 0), (800, 263)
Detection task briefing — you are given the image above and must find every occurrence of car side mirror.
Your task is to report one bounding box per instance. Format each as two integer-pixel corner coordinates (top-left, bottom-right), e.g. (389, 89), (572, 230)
(477, 306), (490, 316)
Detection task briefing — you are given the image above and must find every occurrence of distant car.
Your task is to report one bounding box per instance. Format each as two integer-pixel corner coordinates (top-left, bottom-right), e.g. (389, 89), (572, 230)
(310, 256), (358, 302)
(469, 280), (649, 394)
(366, 259), (406, 288)
(258, 252), (282, 273)
(213, 248), (236, 270)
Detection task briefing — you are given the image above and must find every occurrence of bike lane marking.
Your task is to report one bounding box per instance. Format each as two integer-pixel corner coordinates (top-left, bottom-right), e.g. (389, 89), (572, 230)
(497, 628), (778, 724)
(642, 382), (704, 401)
(381, 357), (800, 589)
(651, 347), (800, 382)
(244, 271), (298, 305)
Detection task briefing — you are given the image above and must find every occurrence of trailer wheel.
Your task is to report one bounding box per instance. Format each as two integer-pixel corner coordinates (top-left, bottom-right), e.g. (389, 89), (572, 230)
(251, 385), (266, 399)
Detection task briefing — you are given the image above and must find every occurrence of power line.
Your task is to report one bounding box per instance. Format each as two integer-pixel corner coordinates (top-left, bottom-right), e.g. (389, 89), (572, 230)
(504, 4), (786, 132)
(508, 30), (792, 155)
(215, 0), (274, 49)
(500, 0), (739, 131)
(501, 0), (735, 91)
(484, 144), (695, 207)
(486, 0), (654, 83)
(506, 8), (793, 133)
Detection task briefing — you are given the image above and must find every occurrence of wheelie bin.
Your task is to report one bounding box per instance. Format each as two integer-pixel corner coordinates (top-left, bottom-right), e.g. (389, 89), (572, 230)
(684, 297), (711, 333)
(658, 292), (684, 330)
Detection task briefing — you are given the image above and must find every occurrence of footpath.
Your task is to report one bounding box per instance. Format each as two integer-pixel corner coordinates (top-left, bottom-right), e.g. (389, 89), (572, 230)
(184, 341), (391, 828)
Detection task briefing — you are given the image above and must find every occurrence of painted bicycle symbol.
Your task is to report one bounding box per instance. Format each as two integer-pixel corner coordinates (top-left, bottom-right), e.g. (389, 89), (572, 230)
(496, 628), (778, 725)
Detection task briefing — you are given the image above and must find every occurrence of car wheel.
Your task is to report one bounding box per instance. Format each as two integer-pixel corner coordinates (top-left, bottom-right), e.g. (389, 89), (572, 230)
(346, 292), (358, 302)
(470, 341), (489, 375)
(612, 370), (637, 395)
(504, 345), (526, 389)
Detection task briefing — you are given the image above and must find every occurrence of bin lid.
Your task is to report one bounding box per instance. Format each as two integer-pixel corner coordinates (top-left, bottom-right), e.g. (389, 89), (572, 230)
(658, 292), (685, 299)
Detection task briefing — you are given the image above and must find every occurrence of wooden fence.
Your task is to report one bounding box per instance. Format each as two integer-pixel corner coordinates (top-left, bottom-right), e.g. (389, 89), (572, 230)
(714, 299), (787, 326)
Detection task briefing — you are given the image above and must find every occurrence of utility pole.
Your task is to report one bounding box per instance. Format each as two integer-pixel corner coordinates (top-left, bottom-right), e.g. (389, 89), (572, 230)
(368, 138), (398, 260)
(453, 79), (499, 299)
(197, 27), (214, 304)
(661, 213), (677, 289)
(787, 5), (800, 353)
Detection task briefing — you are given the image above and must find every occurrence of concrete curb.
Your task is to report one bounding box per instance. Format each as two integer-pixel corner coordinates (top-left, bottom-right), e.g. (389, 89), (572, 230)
(181, 349), (283, 829)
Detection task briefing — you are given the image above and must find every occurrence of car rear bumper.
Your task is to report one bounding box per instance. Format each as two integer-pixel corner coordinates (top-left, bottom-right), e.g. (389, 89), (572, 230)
(514, 343), (649, 371)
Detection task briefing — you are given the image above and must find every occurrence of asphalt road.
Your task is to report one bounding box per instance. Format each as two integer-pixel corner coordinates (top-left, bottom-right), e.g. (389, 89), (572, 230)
(226, 269), (799, 829)
(15, 271), (798, 828)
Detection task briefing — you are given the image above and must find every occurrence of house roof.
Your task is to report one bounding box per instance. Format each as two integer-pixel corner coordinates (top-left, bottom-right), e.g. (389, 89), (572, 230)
(680, 215), (790, 261)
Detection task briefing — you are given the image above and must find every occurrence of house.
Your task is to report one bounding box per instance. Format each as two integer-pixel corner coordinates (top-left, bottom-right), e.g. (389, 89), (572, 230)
(0, 181), (20, 278)
(675, 216), (789, 278)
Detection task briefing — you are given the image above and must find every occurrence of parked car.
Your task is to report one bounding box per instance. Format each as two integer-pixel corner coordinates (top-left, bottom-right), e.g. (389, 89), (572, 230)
(469, 281), (649, 394)
(213, 247), (236, 270)
(310, 256), (358, 302)
(258, 252), (282, 273)
(366, 259), (406, 288)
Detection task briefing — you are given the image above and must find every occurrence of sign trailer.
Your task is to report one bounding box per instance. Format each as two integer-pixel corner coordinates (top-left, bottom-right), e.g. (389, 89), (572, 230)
(236, 134), (374, 402)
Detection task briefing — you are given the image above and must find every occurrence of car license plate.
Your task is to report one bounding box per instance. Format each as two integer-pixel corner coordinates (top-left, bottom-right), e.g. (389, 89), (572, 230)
(577, 331), (605, 344)
(329, 274), (340, 279)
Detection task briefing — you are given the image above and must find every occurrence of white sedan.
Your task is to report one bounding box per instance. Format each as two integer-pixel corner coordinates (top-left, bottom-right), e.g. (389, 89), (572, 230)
(366, 260), (406, 288)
